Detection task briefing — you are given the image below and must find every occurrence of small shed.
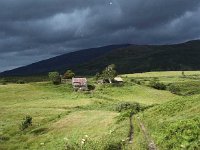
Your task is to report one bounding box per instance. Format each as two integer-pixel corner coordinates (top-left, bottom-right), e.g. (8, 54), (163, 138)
(72, 78), (88, 91)
(61, 78), (71, 84)
(114, 77), (123, 83)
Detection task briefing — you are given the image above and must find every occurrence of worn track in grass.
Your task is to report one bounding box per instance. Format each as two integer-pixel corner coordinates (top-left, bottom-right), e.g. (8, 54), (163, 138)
(137, 116), (158, 150)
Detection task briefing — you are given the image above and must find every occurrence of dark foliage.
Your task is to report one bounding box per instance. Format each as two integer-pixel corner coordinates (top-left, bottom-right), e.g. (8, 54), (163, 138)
(95, 72), (101, 80)
(0, 136), (10, 141)
(63, 70), (75, 79)
(115, 102), (142, 113)
(20, 115), (32, 131)
(149, 80), (166, 90)
(0, 78), (7, 85)
(16, 80), (25, 84)
(131, 79), (141, 85)
(87, 84), (95, 91)
(48, 72), (61, 85)
(168, 84), (181, 94)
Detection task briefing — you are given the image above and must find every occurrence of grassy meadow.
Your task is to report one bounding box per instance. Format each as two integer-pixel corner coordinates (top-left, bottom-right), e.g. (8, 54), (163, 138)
(0, 71), (200, 149)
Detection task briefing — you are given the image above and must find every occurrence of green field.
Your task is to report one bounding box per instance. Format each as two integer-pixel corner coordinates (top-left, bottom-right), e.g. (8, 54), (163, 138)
(0, 71), (200, 149)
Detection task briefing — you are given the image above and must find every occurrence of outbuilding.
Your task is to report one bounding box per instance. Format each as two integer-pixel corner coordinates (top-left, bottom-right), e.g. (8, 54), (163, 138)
(114, 77), (123, 83)
(72, 78), (88, 91)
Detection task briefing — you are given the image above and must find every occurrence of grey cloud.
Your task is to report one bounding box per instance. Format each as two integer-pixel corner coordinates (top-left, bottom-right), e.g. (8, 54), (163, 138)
(0, 0), (200, 72)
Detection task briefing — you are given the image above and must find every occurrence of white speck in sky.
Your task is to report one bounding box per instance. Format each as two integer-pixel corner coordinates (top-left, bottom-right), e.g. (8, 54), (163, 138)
(109, 2), (113, 5)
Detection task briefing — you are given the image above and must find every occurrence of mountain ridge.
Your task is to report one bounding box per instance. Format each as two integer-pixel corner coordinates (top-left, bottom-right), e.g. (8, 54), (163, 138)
(0, 44), (130, 76)
(1, 40), (200, 76)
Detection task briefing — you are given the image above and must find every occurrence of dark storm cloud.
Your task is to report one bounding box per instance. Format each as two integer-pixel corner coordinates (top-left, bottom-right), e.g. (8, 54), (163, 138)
(0, 0), (200, 72)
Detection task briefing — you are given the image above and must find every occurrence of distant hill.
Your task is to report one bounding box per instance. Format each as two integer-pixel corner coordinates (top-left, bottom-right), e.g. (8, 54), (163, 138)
(0, 44), (129, 76)
(76, 40), (200, 75)
(1, 40), (200, 76)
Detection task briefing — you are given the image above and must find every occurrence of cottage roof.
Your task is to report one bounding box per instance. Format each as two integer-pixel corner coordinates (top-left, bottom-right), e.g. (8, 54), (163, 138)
(72, 78), (87, 85)
(114, 77), (123, 82)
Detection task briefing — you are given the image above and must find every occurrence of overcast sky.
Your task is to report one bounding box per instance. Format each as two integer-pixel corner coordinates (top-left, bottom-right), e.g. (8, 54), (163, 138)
(0, 0), (200, 72)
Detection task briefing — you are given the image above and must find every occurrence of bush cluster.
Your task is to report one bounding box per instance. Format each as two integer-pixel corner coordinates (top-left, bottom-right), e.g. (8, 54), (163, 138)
(168, 84), (181, 94)
(16, 80), (25, 84)
(48, 72), (61, 85)
(131, 79), (141, 85)
(115, 102), (141, 113)
(20, 115), (32, 131)
(0, 79), (7, 85)
(87, 84), (95, 91)
(149, 80), (166, 90)
(63, 70), (75, 79)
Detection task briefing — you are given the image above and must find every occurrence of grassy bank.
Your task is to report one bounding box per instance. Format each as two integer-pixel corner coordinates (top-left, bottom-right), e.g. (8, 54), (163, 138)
(0, 71), (200, 149)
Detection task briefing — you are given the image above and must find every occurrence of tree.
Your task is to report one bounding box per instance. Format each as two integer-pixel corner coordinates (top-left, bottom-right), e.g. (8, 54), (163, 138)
(48, 72), (61, 85)
(63, 70), (75, 79)
(95, 72), (101, 80)
(0, 78), (7, 85)
(102, 64), (117, 83)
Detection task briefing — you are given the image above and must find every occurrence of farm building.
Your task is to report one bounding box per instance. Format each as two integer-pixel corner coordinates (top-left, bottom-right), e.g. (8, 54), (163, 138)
(72, 78), (88, 90)
(114, 77), (123, 82)
(61, 78), (71, 84)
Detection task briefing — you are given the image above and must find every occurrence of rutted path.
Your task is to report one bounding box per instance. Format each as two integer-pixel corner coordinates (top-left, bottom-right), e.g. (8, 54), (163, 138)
(136, 116), (158, 150)
(128, 113), (134, 143)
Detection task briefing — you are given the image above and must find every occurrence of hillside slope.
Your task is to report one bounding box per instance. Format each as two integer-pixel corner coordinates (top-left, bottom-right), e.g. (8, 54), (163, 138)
(0, 71), (200, 149)
(1, 40), (200, 76)
(124, 71), (200, 149)
(76, 40), (200, 74)
(141, 95), (200, 149)
(0, 44), (129, 76)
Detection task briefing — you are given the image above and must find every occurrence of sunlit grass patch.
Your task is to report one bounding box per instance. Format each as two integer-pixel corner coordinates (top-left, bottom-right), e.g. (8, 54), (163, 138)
(123, 71), (200, 78)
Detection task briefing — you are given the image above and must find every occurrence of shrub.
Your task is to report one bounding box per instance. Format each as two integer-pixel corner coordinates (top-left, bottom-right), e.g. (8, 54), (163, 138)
(102, 64), (117, 83)
(0, 135), (10, 141)
(95, 72), (101, 80)
(48, 72), (61, 85)
(88, 84), (95, 91)
(131, 79), (141, 85)
(0, 79), (7, 85)
(20, 115), (32, 131)
(115, 102), (141, 113)
(115, 102), (147, 124)
(16, 80), (25, 84)
(63, 70), (75, 79)
(168, 84), (181, 94)
(149, 80), (166, 90)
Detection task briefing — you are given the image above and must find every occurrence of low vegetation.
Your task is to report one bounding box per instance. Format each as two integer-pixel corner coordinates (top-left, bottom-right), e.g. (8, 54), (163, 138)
(0, 78), (7, 85)
(48, 71), (61, 85)
(16, 80), (26, 84)
(0, 71), (200, 149)
(63, 70), (75, 79)
(149, 80), (166, 90)
(20, 115), (32, 131)
(168, 84), (181, 95)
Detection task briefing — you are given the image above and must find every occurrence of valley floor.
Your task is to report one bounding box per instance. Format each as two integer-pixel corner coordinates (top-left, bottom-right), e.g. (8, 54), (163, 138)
(0, 71), (200, 149)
